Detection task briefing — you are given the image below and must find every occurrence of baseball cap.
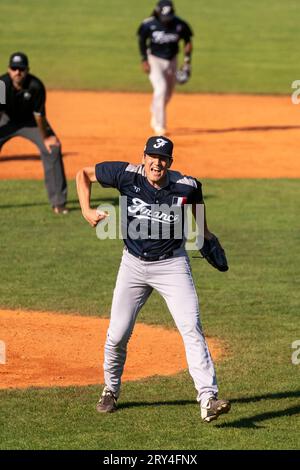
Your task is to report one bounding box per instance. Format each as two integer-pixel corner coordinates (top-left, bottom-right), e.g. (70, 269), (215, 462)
(157, 0), (174, 8)
(144, 136), (174, 158)
(9, 52), (29, 69)
(157, 0), (175, 20)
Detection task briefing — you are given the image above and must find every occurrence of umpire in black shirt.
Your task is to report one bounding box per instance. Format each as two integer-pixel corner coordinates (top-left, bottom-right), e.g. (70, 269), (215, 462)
(0, 52), (68, 214)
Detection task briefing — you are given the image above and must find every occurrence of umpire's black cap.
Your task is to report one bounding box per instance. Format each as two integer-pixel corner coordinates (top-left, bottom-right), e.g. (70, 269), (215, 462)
(9, 52), (29, 69)
(144, 136), (174, 158)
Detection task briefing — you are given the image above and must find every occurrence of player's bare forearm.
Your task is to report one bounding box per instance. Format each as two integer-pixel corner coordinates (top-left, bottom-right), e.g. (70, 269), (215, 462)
(182, 42), (192, 77)
(76, 167), (107, 227)
(184, 42), (192, 59)
(76, 167), (93, 218)
(142, 60), (151, 74)
(34, 114), (49, 139)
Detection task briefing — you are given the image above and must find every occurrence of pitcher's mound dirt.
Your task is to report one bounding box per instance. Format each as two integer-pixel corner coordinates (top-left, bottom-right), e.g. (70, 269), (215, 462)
(0, 309), (223, 390)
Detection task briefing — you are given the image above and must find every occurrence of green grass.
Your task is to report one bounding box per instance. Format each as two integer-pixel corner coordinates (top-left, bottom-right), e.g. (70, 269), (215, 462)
(0, 179), (299, 449)
(0, 0), (298, 93)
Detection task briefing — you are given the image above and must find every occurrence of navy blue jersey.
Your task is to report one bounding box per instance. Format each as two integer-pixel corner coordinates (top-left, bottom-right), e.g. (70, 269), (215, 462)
(0, 73), (46, 126)
(137, 16), (193, 61)
(95, 161), (202, 259)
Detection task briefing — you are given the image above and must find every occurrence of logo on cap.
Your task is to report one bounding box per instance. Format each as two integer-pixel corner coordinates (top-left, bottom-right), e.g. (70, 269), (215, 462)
(153, 138), (169, 149)
(13, 55), (23, 63)
(161, 6), (172, 15)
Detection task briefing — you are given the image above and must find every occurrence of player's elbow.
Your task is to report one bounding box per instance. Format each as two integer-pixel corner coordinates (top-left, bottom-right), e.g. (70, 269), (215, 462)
(76, 168), (84, 184)
(77, 167), (96, 184)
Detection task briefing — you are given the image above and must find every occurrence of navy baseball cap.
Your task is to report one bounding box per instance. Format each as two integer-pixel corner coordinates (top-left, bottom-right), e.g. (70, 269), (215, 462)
(157, 0), (175, 20)
(144, 136), (174, 158)
(9, 52), (29, 69)
(157, 0), (174, 9)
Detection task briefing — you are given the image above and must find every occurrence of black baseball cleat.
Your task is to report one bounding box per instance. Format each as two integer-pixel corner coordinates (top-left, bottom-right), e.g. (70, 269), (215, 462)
(96, 386), (118, 413)
(200, 396), (231, 423)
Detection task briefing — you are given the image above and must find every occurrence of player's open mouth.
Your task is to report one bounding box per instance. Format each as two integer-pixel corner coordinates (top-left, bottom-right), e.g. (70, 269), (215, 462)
(151, 167), (163, 175)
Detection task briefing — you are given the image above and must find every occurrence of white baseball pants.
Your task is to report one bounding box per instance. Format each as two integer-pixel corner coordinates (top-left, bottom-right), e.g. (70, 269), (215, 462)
(103, 249), (218, 405)
(148, 54), (177, 132)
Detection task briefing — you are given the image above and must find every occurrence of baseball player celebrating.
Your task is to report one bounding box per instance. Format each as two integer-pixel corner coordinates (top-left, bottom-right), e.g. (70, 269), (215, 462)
(76, 136), (230, 423)
(0, 52), (68, 214)
(137, 0), (193, 135)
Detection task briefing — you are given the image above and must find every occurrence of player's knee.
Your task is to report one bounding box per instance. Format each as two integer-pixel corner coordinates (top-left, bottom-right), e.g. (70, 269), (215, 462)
(153, 87), (167, 100)
(176, 317), (203, 337)
(105, 329), (130, 350)
(49, 144), (62, 158)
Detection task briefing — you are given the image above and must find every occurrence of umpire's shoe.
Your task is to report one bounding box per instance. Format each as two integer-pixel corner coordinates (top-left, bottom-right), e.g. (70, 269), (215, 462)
(201, 396), (231, 423)
(96, 386), (118, 413)
(53, 205), (69, 215)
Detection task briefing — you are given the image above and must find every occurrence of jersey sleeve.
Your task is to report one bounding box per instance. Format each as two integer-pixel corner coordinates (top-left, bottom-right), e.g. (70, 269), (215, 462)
(137, 21), (150, 61)
(181, 21), (193, 43)
(189, 180), (203, 204)
(95, 161), (129, 190)
(32, 80), (46, 116)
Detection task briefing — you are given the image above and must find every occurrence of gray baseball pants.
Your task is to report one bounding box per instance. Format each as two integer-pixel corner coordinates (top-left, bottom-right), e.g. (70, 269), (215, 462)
(0, 115), (67, 207)
(148, 54), (177, 131)
(104, 248), (218, 405)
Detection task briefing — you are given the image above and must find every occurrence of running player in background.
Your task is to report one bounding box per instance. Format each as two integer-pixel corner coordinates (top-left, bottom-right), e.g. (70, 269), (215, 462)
(137, 0), (193, 135)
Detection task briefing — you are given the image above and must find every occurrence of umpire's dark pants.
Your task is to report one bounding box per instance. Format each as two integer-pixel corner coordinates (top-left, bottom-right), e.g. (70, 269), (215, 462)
(0, 115), (67, 207)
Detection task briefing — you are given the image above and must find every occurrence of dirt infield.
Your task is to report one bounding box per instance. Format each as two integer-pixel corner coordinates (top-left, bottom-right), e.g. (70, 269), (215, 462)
(0, 92), (299, 179)
(0, 309), (224, 389)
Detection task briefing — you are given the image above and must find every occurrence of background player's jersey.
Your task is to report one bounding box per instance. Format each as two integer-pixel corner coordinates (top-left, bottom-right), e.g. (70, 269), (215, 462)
(137, 16), (193, 61)
(0, 73), (46, 126)
(96, 161), (202, 259)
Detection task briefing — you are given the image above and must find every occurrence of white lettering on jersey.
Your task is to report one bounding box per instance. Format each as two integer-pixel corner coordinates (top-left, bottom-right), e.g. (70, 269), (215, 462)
(152, 31), (179, 44)
(128, 198), (180, 224)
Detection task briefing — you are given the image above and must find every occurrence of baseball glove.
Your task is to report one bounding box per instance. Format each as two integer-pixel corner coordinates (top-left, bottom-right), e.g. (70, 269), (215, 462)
(176, 63), (191, 85)
(200, 235), (229, 272)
